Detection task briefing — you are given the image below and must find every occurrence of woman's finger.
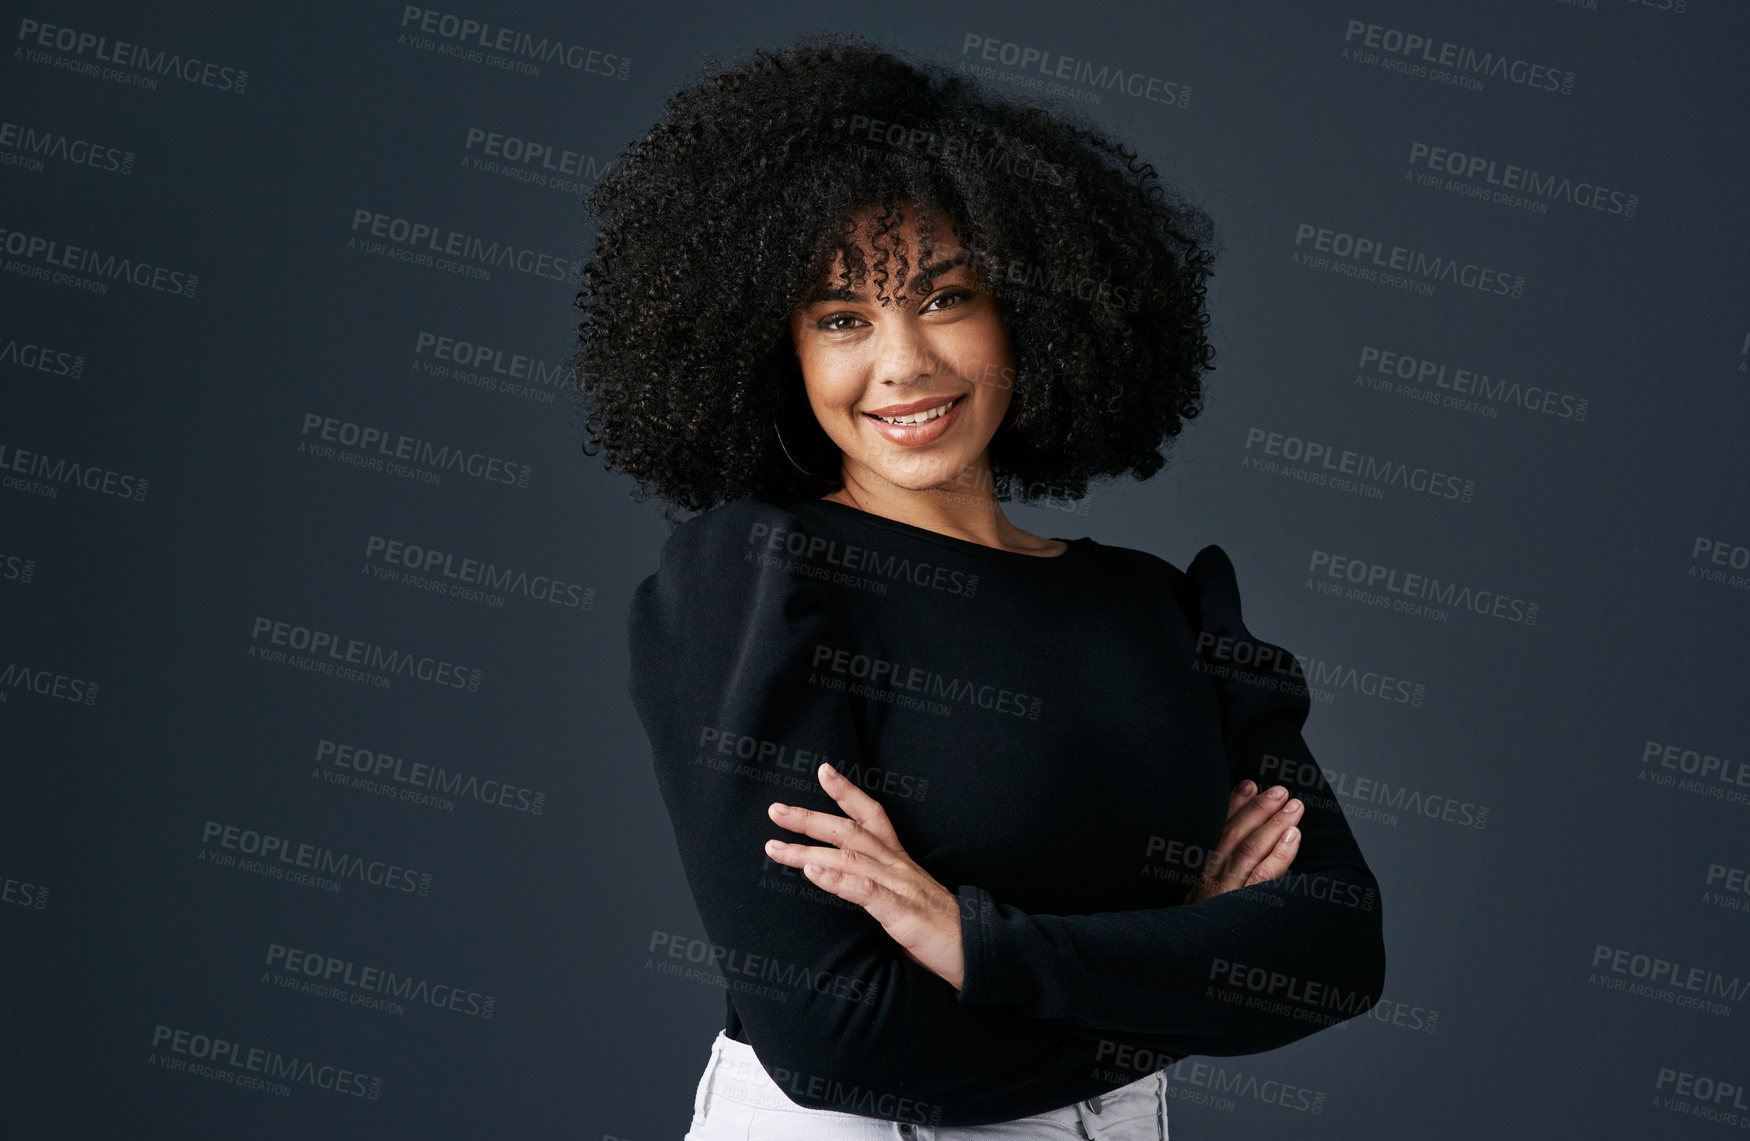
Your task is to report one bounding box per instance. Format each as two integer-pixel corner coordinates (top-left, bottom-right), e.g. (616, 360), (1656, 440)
(764, 838), (882, 883)
(1215, 797), (1303, 889)
(1244, 826), (1300, 886)
(767, 842), (931, 931)
(813, 763), (902, 847)
(1225, 780), (1259, 821)
(1184, 786), (1307, 902)
(1224, 785), (1291, 838)
(1203, 786), (1289, 882)
(801, 861), (885, 910)
(816, 865), (951, 930)
(766, 799), (894, 859)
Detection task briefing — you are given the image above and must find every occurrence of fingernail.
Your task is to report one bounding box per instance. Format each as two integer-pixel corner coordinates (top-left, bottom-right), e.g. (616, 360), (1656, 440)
(819, 762), (837, 778)
(1240, 781), (1257, 795)
(765, 839), (784, 852)
(1284, 799), (1302, 814)
(1266, 785), (1287, 799)
(770, 803), (789, 815)
(1282, 827), (1299, 842)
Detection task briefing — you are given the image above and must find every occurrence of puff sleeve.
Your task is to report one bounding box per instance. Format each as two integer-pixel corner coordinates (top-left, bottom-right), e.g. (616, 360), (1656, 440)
(953, 544), (1387, 1054)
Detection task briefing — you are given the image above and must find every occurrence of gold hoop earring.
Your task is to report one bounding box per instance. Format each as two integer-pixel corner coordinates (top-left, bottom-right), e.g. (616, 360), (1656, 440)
(773, 415), (823, 477)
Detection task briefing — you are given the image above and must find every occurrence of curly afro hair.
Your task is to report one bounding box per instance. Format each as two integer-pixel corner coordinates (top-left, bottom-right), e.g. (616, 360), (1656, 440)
(572, 30), (1220, 522)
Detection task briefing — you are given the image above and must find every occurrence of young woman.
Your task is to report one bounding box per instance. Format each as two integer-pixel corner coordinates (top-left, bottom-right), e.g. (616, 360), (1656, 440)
(579, 33), (1386, 1140)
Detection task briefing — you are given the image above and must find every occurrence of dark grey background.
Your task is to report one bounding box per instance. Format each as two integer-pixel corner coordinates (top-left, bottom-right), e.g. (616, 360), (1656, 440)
(4, 1), (1748, 1137)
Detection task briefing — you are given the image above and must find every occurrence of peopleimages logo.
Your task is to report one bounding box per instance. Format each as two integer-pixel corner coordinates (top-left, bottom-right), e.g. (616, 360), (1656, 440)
(0, 225), (198, 298)
(398, 7), (630, 78)
(1290, 652), (1426, 707)
(1652, 1067), (1747, 1131)
(0, 329), (86, 377)
(808, 642), (1042, 720)
(363, 533), (591, 609)
(148, 1024), (381, 1100)
(696, 725), (931, 803)
(1306, 549), (1539, 626)
(958, 33), (1190, 108)
(199, 819), (434, 896)
(265, 941), (497, 1019)
(646, 930), (882, 1007)
(2, 875), (49, 909)
(1702, 863), (1750, 917)
(1406, 142), (1638, 219)
(0, 441), (149, 502)
(745, 517), (980, 598)
(0, 551), (37, 585)
(1292, 222), (1524, 299)
(1640, 739), (1750, 804)
(298, 412), (533, 489)
(348, 209), (579, 282)
(1354, 344), (1589, 423)
(0, 660), (99, 705)
(0, 121), (134, 176)
(314, 736), (548, 815)
(411, 329), (574, 403)
(1259, 753), (1490, 831)
(15, 19), (249, 94)
(831, 113), (1074, 192)
(1162, 1056), (1328, 1116)
(1690, 536), (1750, 593)
(1242, 426), (1476, 504)
(1340, 19), (1575, 96)
(460, 127), (610, 195)
(248, 615), (484, 693)
(1589, 942), (1745, 1016)
(1205, 957), (1378, 1028)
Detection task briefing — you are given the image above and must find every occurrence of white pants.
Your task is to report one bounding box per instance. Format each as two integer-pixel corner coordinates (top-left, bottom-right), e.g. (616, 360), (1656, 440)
(683, 1031), (1169, 1140)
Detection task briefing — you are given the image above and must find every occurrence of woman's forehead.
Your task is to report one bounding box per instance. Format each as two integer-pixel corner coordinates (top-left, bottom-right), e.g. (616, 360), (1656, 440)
(806, 247), (979, 304)
(813, 211), (970, 271)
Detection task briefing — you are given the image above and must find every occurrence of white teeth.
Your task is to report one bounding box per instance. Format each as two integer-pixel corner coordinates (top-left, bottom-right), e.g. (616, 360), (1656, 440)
(872, 398), (957, 426)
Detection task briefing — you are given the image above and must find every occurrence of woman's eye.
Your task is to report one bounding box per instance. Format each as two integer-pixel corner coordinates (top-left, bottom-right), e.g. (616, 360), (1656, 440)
(925, 288), (974, 312)
(812, 289), (972, 330)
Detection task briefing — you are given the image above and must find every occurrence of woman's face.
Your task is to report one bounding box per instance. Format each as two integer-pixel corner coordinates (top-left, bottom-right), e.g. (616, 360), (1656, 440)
(787, 208), (1014, 495)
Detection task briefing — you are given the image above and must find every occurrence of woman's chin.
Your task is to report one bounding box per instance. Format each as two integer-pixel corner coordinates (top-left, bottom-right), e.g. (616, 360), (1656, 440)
(869, 460), (979, 494)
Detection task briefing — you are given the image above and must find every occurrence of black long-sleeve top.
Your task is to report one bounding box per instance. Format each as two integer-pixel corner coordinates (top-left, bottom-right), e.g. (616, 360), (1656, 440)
(625, 497), (1386, 1127)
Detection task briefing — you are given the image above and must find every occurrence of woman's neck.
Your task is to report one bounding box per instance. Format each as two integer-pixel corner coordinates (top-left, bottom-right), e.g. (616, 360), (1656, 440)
(820, 475), (1066, 558)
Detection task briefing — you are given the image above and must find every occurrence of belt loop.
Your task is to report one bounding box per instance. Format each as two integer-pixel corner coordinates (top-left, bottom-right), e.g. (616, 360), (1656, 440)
(1072, 1099), (1095, 1140)
(693, 1032), (727, 1124)
(1156, 1072), (1168, 1141)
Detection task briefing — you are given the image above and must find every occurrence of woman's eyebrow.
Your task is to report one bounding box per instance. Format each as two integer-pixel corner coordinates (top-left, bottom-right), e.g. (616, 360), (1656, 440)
(799, 258), (969, 305)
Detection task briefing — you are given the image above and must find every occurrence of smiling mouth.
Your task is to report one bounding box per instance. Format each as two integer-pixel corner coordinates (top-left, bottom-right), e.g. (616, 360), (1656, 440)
(864, 395), (963, 426)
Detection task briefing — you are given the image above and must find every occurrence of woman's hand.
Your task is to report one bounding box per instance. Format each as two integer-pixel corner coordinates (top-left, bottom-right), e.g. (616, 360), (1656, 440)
(764, 762), (965, 990)
(1182, 780), (1303, 904)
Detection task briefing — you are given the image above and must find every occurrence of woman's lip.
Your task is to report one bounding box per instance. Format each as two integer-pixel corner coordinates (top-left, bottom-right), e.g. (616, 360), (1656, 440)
(863, 394), (959, 417)
(862, 394), (964, 447)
